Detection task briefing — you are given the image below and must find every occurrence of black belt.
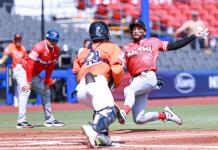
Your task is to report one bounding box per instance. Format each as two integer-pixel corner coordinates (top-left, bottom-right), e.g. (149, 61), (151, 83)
(133, 70), (149, 78)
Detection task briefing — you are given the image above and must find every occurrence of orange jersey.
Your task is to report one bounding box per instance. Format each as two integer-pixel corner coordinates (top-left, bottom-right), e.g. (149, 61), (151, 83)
(3, 42), (27, 68)
(73, 42), (123, 85)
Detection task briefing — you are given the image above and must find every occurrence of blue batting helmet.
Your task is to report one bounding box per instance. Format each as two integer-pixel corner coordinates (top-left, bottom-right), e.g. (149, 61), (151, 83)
(46, 29), (59, 43)
(129, 19), (146, 31)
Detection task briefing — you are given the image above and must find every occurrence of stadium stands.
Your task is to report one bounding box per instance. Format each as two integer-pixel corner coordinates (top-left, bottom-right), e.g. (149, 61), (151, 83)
(0, 1), (218, 72)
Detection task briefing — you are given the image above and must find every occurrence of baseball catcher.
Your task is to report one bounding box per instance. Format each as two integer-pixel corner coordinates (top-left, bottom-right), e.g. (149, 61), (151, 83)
(73, 21), (124, 147)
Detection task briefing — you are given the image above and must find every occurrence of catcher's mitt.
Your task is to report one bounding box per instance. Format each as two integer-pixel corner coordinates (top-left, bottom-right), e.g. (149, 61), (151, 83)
(114, 103), (126, 124)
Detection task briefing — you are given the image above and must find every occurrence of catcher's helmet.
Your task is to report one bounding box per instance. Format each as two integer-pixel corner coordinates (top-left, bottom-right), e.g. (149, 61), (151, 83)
(46, 29), (59, 43)
(129, 19), (146, 31)
(89, 21), (110, 42)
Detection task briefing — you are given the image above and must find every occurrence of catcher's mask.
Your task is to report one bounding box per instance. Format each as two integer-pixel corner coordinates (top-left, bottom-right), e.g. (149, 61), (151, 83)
(89, 21), (110, 42)
(129, 19), (146, 32)
(46, 29), (59, 43)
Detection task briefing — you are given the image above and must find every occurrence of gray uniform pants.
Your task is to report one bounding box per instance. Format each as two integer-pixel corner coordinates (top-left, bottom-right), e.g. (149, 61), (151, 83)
(124, 71), (160, 124)
(13, 64), (54, 123)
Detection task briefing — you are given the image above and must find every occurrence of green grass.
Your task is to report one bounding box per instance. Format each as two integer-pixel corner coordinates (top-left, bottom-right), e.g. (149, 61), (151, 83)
(0, 104), (217, 131)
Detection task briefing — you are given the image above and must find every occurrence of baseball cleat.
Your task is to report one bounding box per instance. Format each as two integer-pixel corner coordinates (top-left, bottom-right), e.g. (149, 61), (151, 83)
(95, 134), (112, 146)
(114, 104), (126, 124)
(81, 125), (98, 148)
(16, 122), (33, 129)
(44, 120), (65, 127)
(163, 106), (182, 125)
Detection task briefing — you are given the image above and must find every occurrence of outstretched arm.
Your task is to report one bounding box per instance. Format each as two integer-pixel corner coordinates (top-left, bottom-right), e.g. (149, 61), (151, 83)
(0, 55), (9, 65)
(168, 27), (208, 51)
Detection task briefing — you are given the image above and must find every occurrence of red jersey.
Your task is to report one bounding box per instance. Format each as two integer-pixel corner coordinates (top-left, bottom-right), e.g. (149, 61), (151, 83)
(3, 42), (27, 68)
(21, 40), (59, 84)
(123, 38), (168, 76)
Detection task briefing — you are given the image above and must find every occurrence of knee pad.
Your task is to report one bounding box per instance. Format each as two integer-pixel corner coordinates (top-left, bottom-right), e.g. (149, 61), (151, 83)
(85, 72), (95, 84)
(134, 115), (144, 124)
(92, 107), (116, 133)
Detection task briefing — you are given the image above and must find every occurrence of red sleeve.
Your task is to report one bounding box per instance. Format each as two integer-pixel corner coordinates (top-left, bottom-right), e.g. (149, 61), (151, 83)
(25, 45), (41, 83)
(44, 47), (59, 85)
(22, 46), (28, 57)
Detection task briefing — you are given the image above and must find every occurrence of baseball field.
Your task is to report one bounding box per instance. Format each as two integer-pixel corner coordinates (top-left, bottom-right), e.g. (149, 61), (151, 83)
(0, 96), (218, 150)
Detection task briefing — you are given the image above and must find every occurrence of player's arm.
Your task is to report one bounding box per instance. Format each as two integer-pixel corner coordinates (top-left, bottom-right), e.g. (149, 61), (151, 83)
(72, 56), (81, 74)
(26, 50), (39, 84)
(0, 46), (11, 65)
(168, 27), (208, 51)
(72, 56), (82, 83)
(21, 52), (37, 93)
(0, 55), (9, 65)
(44, 62), (55, 90)
(110, 45), (124, 87)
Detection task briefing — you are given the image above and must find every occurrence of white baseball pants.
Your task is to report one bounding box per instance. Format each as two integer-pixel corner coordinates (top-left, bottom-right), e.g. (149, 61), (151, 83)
(76, 75), (114, 111)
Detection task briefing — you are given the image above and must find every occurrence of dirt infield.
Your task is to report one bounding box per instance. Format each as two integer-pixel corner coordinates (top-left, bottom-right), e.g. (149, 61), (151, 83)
(0, 96), (218, 149)
(0, 130), (218, 149)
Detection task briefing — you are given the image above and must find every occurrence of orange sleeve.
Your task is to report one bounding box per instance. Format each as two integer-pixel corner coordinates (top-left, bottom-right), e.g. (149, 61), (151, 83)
(72, 56), (81, 74)
(110, 44), (124, 87)
(3, 44), (12, 55)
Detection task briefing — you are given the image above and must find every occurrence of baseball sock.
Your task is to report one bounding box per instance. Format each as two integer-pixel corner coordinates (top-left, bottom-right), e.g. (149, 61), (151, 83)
(158, 112), (166, 120)
(123, 105), (131, 114)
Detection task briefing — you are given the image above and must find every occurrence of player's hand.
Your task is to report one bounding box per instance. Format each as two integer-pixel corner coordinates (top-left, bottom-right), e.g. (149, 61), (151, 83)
(22, 83), (31, 93)
(195, 26), (209, 39)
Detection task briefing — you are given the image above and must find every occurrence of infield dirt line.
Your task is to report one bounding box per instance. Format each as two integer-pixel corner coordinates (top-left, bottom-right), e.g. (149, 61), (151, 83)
(0, 132), (218, 149)
(0, 136), (86, 140)
(117, 132), (218, 139)
(0, 146), (87, 149)
(122, 144), (218, 149)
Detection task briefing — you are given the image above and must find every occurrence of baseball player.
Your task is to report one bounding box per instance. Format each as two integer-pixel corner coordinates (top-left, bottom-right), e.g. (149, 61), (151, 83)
(0, 33), (28, 107)
(117, 19), (208, 125)
(73, 21), (124, 147)
(13, 29), (65, 128)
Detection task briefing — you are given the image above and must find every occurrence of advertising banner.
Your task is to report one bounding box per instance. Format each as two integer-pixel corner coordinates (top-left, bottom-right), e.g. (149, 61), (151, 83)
(112, 71), (218, 100)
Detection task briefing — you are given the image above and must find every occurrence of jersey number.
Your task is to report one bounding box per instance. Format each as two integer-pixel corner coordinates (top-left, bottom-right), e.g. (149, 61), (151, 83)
(85, 51), (101, 66)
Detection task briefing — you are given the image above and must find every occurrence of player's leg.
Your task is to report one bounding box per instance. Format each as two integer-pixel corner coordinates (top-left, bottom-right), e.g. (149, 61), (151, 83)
(132, 94), (182, 125)
(12, 64), (32, 128)
(132, 94), (162, 124)
(92, 111), (109, 136)
(123, 71), (158, 116)
(77, 75), (110, 141)
(13, 79), (19, 107)
(76, 78), (93, 108)
(31, 76), (64, 127)
(81, 73), (116, 147)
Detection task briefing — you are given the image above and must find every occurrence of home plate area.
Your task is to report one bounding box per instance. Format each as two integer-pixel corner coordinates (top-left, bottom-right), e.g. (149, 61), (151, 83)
(0, 130), (218, 149)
